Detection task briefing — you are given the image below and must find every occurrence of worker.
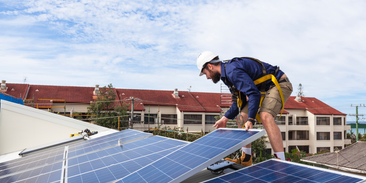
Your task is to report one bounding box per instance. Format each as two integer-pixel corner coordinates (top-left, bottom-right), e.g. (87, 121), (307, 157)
(197, 51), (293, 166)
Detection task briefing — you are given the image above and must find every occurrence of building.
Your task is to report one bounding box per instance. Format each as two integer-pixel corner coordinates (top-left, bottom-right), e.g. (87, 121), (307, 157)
(1, 80), (352, 154)
(269, 95), (351, 154)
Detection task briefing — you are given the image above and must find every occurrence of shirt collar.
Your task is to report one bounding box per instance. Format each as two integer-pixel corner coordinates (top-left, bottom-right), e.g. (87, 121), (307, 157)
(220, 62), (227, 79)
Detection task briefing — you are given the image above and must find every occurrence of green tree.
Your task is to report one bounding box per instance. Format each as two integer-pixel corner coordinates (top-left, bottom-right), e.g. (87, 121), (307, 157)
(252, 136), (268, 162)
(87, 84), (129, 129)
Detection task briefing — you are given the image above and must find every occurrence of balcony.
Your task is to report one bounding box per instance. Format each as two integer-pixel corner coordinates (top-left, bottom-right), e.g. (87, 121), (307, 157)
(344, 125), (351, 131)
(344, 139), (351, 144)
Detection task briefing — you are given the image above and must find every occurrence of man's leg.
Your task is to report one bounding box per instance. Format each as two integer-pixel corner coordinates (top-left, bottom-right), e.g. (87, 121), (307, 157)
(259, 79), (293, 160)
(224, 108), (253, 166)
(260, 111), (285, 160)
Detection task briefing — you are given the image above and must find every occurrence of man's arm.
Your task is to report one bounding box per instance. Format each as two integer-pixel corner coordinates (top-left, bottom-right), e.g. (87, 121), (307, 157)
(226, 69), (261, 119)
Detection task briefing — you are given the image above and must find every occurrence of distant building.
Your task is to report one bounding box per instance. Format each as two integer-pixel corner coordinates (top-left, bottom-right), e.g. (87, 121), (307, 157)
(1, 80), (351, 154)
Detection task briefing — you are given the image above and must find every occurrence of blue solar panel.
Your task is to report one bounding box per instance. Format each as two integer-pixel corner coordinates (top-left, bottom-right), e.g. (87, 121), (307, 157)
(117, 128), (266, 183)
(0, 162), (62, 183)
(0, 129), (150, 179)
(0, 129), (152, 183)
(66, 136), (188, 183)
(203, 159), (366, 183)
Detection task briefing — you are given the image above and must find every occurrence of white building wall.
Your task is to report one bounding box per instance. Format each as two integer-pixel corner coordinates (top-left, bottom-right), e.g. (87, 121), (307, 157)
(0, 100), (112, 155)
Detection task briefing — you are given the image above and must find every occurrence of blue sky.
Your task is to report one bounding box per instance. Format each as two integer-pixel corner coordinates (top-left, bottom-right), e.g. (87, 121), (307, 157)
(1, 0), (366, 120)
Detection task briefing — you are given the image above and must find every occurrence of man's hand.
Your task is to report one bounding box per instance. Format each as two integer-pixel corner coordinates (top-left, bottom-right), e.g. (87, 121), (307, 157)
(244, 120), (253, 131)
(213, 116), (229, 129)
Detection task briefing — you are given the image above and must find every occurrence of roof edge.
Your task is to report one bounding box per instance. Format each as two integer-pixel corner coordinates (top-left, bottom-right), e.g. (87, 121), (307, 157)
(300, 159), (366, 175)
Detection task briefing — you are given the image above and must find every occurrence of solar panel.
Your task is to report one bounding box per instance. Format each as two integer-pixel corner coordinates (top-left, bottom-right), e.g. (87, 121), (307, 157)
(0, 129), (152, 183)
(117, 128), (266, 183)
(203, 159), (366, 183)
(66, 136), (188, 183)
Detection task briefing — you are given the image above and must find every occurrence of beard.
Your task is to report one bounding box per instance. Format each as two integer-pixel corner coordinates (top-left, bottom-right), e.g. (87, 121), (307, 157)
(209, 69), (221, 84)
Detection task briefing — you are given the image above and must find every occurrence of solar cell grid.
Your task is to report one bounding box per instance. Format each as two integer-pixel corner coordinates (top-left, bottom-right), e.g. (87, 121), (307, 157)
(117, 128), (265, 183)
(0, 129), (149, 177)
(203, 159), (366, 183)
(0, 162), (62, 183)
(66, 136), (188, 183)
(0, 129), (151, 183)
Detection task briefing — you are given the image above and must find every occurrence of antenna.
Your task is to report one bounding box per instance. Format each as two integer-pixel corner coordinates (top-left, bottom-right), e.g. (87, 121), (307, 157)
(297, 83), (304, 97)
(23, 77), (27, 84)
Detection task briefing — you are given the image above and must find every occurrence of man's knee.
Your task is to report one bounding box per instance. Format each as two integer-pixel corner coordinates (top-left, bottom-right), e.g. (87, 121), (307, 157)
(259, 112), (274, 124)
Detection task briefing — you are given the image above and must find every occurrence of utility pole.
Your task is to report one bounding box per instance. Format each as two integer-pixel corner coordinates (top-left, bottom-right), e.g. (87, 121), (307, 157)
(130, 97), (134, 129)
(350, 104), (365, 142)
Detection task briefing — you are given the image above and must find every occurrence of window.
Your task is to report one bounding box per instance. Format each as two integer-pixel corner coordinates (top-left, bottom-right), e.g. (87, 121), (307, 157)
(264, 148), (272, 155)
(317, 147), (330, 153)
(128, 113), (141, 123)
(288, 146), (297, 153)
(161, 114), (177, 124)
(297, 131), (309, 140)
(317, 117), (330, 125)
(296, 117), (308, 125)
(281, 132), (285, 141)
(288, 131), (294, 140)
(184, 114), (202, 124)
(333, 117), (342, 125)
(288, 116), (293, 125)
(334, 132), (342, 140)
(205, 115), (217, 124)
(275, 116), (285, 125)
(344, 130), (347, 139)
(298, 146), (309, 153)
(334, 146), (342, 151)
(288, 146), (309, 154)
(317, 132), (330, 140)
(144, 114), (157, 124)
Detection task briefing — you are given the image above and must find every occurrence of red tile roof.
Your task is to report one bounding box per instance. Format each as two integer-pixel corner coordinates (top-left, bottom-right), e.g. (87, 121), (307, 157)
(2, 83), (344, 115)
(2, 83), (29, 99)
(285, 96), (346, 115)
(26, 85), (95, 104)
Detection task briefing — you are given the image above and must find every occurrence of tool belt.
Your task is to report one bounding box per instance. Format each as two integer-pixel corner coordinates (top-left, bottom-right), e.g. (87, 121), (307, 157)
(224, 57), (285, 127)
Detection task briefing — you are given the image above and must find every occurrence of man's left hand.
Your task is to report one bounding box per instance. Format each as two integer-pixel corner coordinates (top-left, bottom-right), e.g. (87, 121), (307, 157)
(244, 121), (253, 131)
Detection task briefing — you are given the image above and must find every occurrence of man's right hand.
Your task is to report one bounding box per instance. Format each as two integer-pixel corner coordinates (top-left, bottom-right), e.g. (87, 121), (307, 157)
(213, 116), (229, 129)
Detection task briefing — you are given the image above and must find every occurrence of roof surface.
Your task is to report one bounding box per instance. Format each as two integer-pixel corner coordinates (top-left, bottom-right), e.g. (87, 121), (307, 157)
(3, 83), (343, 114)
(302, 141), (366, 172)
(285, 96), (346, 115)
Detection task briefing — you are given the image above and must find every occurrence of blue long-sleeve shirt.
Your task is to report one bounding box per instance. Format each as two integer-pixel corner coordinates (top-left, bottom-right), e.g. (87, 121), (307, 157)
(221, 57), (284, 120)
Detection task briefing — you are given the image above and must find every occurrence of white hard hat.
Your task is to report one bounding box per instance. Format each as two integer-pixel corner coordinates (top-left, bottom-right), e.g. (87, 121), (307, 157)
(197, 51), (219, 76)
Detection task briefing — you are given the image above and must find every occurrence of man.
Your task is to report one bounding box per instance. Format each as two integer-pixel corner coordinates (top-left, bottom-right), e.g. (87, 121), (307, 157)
(197, 51), (293, 166)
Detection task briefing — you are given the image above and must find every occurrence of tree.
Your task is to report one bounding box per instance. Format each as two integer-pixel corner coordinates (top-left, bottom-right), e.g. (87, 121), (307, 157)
(87, 84), (129, 129)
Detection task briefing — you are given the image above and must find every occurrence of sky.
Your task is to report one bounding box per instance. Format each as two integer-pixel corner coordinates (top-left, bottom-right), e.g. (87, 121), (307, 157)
(1, 0), (366, 121)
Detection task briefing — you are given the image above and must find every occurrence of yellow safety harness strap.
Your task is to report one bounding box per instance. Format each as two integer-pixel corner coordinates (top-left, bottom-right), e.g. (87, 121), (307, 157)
(253, 74), (285, 124)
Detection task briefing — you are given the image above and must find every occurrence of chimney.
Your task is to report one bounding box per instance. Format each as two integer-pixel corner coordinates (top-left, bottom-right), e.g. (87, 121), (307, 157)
(1, 80), (6, 91)
(93, 85), (100, 95)
(172, 88), (179, 98)
(295, 94), (301, 102)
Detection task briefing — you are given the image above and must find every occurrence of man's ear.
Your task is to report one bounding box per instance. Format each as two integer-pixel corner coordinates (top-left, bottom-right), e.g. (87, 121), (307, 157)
(207, 63), (213, 70)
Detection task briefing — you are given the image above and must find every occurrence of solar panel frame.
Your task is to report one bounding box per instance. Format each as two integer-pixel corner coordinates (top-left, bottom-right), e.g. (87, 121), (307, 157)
(116, 128), (266, 183)
(202, 158), (366, 183)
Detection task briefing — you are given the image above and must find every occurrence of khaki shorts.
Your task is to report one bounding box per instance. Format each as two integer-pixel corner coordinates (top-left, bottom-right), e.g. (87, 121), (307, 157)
(239, 79), (293, 122)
